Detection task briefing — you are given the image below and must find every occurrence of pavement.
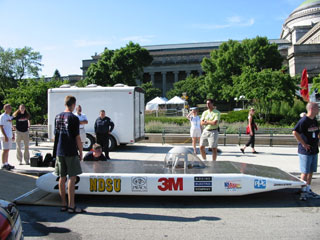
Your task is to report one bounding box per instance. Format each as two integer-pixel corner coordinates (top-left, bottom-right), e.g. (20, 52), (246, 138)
(1, 141), (320, 239)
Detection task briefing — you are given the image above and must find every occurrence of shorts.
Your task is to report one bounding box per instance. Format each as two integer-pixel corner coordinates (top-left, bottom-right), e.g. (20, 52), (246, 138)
(200, 130), (219, 148)
(299, 154), (318, 174)
(0, 137), (12, 150)
(79, 128), (86, 143)
(190, 128), (201, 138)
(55, 156), (82, 177)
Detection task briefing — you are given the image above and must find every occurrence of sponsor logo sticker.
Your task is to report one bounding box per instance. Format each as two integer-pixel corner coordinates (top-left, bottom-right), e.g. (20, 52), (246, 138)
(224, 181), (241, 191)
(194, 176), (212, 192)
(131, 177), (148, 192)
(254, 179), (266, 189)
(273, 183), (292, 187)
(158, 177), (183, 191)
(89, 177), (121, 192)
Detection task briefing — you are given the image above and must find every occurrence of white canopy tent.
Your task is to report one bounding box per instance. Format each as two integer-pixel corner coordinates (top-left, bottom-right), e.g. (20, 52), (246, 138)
(145, 97), (167, 111)
(166, 96), (187, 116)
(166, 96), (186, 105)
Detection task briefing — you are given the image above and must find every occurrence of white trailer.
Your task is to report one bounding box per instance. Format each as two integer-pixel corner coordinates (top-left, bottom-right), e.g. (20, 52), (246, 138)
(47, 84), (145, 151)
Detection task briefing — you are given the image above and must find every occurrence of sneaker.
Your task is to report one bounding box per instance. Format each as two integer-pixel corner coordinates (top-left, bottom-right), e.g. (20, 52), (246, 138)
(1, 165), (11, 171)
(307, 190), (320, 199)
(7, 164), (15, 170)
(240, 148), (244, 154)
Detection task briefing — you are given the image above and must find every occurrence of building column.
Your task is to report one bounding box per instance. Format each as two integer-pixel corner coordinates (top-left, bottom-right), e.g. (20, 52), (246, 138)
(150, 72), (155, 85)
(174, 71), (179, 83)
(186, 70), (191, 78)
(161, 72), (167, 97)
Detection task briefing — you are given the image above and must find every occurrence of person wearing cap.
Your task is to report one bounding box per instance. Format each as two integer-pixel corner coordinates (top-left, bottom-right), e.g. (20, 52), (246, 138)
(187, 107), (201, 154)
(75, 105), (88, 144)
(240, 108), (258, 154)
(200, 99), (221, 161)
(94, 110), (114, 160)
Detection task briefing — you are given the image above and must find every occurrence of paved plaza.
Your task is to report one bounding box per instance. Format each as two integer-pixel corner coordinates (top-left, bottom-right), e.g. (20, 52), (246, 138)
(0, 141), (319, 239)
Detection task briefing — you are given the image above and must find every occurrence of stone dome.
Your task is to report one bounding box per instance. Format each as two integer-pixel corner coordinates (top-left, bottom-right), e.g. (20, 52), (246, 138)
(281, 0), (320, 39)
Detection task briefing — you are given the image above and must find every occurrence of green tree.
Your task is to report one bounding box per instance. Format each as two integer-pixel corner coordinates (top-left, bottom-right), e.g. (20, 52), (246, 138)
(85, 42), (153, 86)
(52, 69), (61, 80)
(201, 36), (283, 101)
(311, 73), (320, 94)
(4, 78), (64, 123)
(233, 68), (297, 121)
(141, 81), (162, 103)
(166, 75), (207, 107)
(0, 46), (42, 103)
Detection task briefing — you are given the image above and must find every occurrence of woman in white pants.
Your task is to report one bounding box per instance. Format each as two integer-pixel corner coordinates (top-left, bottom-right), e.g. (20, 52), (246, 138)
(13, 104), (30, 165)
(187, 107), (201, 154)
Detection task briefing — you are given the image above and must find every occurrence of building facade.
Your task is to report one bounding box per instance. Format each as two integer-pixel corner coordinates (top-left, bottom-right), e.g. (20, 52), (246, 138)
(81, 0), (320, 96)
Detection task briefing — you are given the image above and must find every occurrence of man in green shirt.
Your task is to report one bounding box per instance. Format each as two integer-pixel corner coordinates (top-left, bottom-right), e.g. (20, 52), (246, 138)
(200, 99), (221, 161)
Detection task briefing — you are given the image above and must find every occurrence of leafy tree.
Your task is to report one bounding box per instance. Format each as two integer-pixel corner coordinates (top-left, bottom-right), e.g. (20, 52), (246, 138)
(233, 68), (297, 121)
(311, 73), (320, 94)
(0, 46), (42, 104)
(85, 42), (153, 86)
(166, 75), (207, 107)
(52, 69), (61, 80)
(201, 36), (283, 101)
(4, 78), (65, 123)
(141, 81), (162, 103)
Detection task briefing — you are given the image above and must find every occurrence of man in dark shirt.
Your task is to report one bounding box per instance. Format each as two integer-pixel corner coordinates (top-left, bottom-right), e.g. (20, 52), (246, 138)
(54, 95), (85, 213)
(84, 143), (107, 161)
(293, 102), (320, 200)
(94, 110), (114, 160)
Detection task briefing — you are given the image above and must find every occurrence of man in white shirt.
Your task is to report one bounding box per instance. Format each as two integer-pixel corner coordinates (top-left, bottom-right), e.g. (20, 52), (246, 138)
(0, 104), (15, 170)
(75, 105), (88, 144)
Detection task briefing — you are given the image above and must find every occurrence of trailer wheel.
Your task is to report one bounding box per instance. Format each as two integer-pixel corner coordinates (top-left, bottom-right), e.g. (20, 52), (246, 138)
(83, 134), (95, 151)
(108, 136), (116, 151)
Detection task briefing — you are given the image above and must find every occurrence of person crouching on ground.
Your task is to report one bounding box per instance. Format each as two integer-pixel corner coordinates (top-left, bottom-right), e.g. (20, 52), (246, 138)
(0, 104), (15, 170)
(84, 143), (107, 161)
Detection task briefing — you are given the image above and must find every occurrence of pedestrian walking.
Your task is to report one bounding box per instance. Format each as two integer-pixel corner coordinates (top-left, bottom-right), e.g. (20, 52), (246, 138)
(240, 108), (258, 154)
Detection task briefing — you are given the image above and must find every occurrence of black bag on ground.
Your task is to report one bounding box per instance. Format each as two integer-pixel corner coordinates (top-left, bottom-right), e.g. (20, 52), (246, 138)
(30, 155), (43, 167)
(43, 153), (53, 167)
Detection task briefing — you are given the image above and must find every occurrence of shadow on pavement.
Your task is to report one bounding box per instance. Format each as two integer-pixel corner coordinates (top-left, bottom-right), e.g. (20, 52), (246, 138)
(74, 187), (320, 210)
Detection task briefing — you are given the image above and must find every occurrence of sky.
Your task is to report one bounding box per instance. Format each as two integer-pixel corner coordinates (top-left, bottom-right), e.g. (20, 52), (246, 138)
(0, 0), (304, 77)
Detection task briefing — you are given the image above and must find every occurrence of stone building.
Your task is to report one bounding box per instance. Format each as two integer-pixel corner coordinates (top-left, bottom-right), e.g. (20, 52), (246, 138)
(81, 0), (320, 96)
(281, 0), (320, 77)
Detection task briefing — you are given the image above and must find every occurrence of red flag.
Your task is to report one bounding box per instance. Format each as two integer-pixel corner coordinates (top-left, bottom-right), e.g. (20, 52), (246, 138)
(300, 68), (309, 102)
